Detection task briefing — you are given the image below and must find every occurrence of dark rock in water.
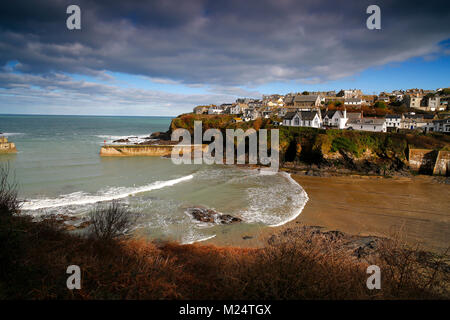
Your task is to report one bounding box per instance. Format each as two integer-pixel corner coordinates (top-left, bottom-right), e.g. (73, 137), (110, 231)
(242, 235), (253, 240)
(149, 131), (171, 141)
(187, 207), (242, 224)
(113, 138), (130, 143)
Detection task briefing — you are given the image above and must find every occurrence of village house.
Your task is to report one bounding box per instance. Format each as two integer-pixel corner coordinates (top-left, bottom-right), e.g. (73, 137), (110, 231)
(344, 97), (363, 108)
(208, 105), (225, 115)
(430, 118), (450, 133)
(193, 105), (209, 114)
(405, 94), (423, 109)
(401, 113), (433, 130)
(228, 104), (242, 115)
(322, 109), (348, 129)
(346, 117), (387, 132)
(337, 89), (363, 99)
(293, 95), (322, 108)
(419, 95), (446, 112)
(361, 95), (376, 106)
(243, 108), (261, 121)
(377, 96), (390, 103)
(385, 114), (402, 132)
(282, 110), (322, 128)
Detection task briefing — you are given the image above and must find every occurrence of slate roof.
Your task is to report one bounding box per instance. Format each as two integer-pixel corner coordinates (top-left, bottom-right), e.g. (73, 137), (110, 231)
(294, 95), (319, 102)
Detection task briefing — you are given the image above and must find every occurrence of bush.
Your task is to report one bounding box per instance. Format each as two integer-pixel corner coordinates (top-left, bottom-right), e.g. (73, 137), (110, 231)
(89, 201), (137, 241)
(0, 163), (21, 217)
(331, 136), (359, 155)
(374, 101), (387, 109)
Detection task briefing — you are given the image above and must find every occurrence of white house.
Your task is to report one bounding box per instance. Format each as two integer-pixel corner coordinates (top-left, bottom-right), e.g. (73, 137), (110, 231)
(431, 118), (450, 133)
(322, 110), (348, 129)
(346, 117), (387, 132)
(385, 114), (402, 131)
(229, 104), (242, 115)
(208, 105), (224, 115)
(344, 98), (362, 108)
(282, 111), (322, 128)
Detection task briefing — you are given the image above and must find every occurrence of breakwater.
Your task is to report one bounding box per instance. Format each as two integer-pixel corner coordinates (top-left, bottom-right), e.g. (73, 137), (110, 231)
(0, 137), (17, 153)
(100, 144), (208, 157)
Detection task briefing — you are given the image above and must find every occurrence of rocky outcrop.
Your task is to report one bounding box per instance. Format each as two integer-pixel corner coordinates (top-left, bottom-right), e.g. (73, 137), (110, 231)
(40, 214), (92, 231)
(268, 225), (384, 260)
(186, 207), (242, 224)
(149, 131), (171, 141)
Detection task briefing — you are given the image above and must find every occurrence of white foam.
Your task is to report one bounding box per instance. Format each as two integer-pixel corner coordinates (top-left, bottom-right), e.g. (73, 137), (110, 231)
(1, 132), (24, 137)
(22, 174), (194, 211)
(182, 234), (216, 245)
(95, 134), (152, 145)
(267, 172), (309, 227)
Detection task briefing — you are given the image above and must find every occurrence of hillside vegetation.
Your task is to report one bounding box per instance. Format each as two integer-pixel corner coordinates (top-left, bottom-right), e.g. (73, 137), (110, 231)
(169, 114), (450, 175)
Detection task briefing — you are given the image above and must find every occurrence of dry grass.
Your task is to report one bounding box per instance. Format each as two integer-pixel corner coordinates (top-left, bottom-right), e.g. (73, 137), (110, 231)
(0, 215), (448, 300)
(0, 165), (448, 300)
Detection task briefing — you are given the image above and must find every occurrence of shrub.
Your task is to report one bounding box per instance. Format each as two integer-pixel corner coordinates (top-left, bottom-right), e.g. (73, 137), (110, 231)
(0, 163), (21, 217)
(331, 136), (359, 155)
(89, 201), (137, 241)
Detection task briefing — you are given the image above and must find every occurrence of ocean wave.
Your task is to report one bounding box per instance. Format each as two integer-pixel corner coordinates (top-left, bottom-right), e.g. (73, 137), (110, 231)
(22, 174), (194, 211)
(1, 132), (25, 137)
(181, 234), (216, 245)
(95, 134), (153, 145)
(240, 172), (309, 227)
(267, 172), (309, 227)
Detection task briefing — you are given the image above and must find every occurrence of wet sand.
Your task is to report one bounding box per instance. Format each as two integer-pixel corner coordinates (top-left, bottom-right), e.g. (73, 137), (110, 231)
(207, 174), (450, 253)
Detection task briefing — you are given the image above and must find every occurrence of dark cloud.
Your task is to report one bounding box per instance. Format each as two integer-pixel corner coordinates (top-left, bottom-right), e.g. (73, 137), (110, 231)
(0, 0), (449, 87)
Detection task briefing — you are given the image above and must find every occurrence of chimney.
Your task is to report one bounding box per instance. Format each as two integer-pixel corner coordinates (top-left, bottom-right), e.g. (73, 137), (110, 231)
(343, 107), (347, 119)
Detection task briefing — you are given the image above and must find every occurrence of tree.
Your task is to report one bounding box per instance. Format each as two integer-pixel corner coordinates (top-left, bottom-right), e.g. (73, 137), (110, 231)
(374, 101), (386, 109)
(89, 201), (137, 240)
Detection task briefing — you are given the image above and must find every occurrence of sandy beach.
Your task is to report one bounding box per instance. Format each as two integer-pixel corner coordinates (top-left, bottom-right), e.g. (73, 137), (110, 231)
(208, 174), (450, 253)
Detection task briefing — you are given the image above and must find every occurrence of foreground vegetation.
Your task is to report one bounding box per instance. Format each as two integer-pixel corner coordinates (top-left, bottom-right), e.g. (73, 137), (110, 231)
(0, 166), (448, 299)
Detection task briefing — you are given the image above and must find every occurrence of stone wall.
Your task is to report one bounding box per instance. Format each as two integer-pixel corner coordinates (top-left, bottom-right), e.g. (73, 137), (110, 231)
(0, 137), (17, 153)
(100, 144), (208, 157)
(408, 148), (449, 176)
(433, 151), (450, 176)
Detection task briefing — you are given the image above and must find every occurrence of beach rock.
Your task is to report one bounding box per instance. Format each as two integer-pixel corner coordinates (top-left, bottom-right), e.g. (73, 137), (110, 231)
(149, 131), (171, 140)
(187, 207), (242, 224)
(113, 138), (130, 143)
(242, 235), (253, 240)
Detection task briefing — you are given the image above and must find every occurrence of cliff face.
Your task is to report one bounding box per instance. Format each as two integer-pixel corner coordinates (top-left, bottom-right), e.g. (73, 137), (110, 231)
(279, 128), (450, 176)
(169, 114), (450, 175)
(0, 137), (17, 153)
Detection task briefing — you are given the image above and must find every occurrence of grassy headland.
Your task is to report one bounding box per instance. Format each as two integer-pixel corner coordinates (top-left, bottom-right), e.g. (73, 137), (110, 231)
(168, 114), (450, 176)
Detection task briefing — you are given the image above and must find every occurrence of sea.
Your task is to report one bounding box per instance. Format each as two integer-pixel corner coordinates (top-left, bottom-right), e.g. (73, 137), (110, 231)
(0, 114), (308, 244)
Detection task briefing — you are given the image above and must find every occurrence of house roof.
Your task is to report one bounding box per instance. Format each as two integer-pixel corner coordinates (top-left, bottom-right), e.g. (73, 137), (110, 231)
(300, 111), (319, 121)
(348, 117), (385, 125)
(345, 98), (362, 103)
(294, 95), (319, 102)
(346, 112), (362, 120)
(385, 114), (401, 119)
(322, 110), (342, 118)
(283, 111), (297, 120)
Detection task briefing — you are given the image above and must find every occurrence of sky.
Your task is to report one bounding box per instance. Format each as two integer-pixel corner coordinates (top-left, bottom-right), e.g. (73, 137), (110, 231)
(0, 0), (449, 116)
